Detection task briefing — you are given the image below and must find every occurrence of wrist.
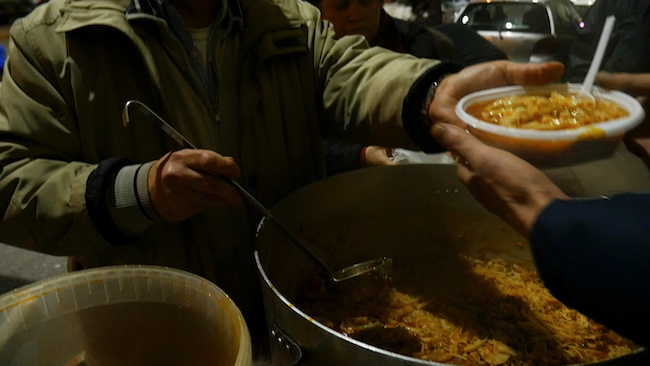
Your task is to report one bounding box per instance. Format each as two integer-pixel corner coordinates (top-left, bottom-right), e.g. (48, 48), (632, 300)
(359, 146), (368, 168)
(402, 61), (463, 153)
(109, 161), (162, 237)
(422, 72), (452, 124)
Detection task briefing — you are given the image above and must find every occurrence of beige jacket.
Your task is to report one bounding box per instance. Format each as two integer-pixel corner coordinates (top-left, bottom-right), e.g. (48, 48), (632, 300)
(0, 0), (442, 319)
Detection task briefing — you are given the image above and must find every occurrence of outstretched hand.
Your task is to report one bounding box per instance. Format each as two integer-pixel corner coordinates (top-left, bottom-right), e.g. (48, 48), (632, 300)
(363, 146), (396, 167)
(430, 123), (568, 238)
(596, 71), (650, 97)
(428, 60), (566, 127)
(597, 71), (650, 166)
(148, 149), (244, 222)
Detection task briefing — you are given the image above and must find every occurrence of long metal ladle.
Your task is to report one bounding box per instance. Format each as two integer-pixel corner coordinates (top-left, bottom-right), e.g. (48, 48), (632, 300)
(121, 100), (392, 289)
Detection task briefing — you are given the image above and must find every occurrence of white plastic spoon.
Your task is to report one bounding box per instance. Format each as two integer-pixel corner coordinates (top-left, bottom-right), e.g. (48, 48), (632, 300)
(581, 15), (616, 103)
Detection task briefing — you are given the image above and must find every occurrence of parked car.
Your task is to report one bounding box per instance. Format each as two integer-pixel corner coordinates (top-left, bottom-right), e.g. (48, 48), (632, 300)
(455, 0), (584, 64)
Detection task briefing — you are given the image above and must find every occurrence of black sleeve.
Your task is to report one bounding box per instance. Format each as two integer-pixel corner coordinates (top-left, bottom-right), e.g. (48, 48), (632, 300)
(530, 194), (650, 347)
(85, 157), (138, 245)
(433, 23), (508, 66)
(322, 138), (365, 176)
(402, 60), (463, 153)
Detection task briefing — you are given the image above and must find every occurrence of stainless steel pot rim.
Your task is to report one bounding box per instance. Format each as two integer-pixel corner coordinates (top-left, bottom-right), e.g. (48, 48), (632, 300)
(256, 249), (647, 365)
(254, 165), (647, 366)
(254, 251), (440, 365)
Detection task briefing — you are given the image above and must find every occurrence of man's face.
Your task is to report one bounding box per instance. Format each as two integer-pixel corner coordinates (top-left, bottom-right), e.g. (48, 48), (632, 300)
(319, 0), (381, 44)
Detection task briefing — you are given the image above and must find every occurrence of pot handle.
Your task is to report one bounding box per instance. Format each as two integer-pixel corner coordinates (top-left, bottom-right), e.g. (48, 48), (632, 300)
(270, 323), (303, 366)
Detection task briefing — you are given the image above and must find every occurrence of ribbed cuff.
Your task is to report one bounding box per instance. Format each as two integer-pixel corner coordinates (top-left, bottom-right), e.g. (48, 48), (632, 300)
(109, 162), (162, 237)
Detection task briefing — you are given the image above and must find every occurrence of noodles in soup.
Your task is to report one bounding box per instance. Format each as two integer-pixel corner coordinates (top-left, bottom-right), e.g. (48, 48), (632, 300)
(466, 91), (629, 130)
(298, 255), (639, 365)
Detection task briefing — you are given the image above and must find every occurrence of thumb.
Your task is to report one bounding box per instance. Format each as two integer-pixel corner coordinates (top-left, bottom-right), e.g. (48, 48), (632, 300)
(430, 122), (473, 153)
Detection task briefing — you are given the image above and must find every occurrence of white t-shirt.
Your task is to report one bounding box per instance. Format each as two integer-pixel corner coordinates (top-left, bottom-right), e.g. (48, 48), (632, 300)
(188, 26), (210, 71)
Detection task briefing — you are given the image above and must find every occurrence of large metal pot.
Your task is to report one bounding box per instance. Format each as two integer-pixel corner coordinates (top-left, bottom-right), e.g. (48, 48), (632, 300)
(254, 164), (647, 366)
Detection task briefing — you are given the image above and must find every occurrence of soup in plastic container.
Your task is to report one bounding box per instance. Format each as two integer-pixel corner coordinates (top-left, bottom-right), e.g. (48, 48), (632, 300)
(0, 265), (253, 366)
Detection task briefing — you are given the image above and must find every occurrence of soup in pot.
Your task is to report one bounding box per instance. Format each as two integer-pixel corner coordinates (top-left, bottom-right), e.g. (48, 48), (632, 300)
(297, 254), (640, 366)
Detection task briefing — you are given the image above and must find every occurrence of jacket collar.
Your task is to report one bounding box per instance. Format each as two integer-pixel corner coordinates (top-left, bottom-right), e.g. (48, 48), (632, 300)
(56, 0), (308, 58)
(57, 0), (243, 33)
(124, 0), (242, 30)
(124, 0), (168, 24)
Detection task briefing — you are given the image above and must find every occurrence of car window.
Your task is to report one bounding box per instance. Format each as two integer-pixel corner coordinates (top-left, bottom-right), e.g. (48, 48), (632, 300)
(458, 3), (551, 34)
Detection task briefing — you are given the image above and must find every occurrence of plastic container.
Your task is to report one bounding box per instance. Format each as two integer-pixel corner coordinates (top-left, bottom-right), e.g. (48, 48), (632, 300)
(0, 265), (253, 366)
(455, 83), (645, 167)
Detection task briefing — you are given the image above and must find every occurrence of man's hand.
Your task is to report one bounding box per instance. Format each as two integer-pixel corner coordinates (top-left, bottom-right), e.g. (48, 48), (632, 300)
(148, 149), (244, 222)
(597, 71), (650, 166)
(596, 71), (650, 97)
(431, 123), (568, 238)
(429, 60), (566, 127)
(363, 146), (396, 167)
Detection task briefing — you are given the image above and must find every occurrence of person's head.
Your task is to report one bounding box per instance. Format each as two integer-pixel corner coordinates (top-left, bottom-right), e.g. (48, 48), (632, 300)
(316, 0), (382, 44)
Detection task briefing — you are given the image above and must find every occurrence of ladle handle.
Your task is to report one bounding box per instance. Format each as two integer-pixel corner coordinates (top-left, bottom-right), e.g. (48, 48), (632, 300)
(122, 100), (334, 279)
(258, 214), (334, 280)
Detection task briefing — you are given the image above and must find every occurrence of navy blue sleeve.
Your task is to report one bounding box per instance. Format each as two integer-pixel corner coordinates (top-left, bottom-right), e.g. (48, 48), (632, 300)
(322, 138), (365, 176)
(530, 194), (650, 347)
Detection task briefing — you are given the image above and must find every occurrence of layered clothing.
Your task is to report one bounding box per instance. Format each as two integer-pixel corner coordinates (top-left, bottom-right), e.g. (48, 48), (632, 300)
(0, 0), (445, 323)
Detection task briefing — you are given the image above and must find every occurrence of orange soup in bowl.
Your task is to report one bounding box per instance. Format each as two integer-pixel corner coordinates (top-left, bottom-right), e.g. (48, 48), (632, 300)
(465, 91), (629, 130)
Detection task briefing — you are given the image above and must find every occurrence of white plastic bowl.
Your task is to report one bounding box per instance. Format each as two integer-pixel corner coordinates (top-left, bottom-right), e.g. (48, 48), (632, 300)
(455, 83), (645, 167)
(0, 265), (253, 366)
